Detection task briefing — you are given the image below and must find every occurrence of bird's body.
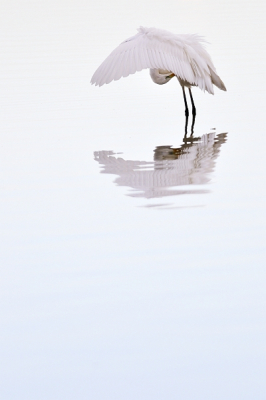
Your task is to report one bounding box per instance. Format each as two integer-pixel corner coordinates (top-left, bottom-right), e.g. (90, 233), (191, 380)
(91, 27), (226, 118)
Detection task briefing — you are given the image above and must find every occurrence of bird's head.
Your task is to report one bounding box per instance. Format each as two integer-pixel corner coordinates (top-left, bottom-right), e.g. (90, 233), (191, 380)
(150, 69), (175, 85)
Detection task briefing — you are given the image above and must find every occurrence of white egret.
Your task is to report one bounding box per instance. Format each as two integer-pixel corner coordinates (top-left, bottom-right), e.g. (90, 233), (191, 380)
(91, 26), (226, 117)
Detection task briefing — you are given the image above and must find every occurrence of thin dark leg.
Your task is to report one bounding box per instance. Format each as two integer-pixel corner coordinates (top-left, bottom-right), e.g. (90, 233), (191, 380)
(191, 112), (196, 135)
(182, 87), (189, 117)
(184, 115), (188, 136)
(188, 88), (196, 116)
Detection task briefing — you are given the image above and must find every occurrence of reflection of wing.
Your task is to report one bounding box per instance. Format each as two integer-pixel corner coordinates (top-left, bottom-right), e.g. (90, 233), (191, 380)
(94, 133), (227, 199)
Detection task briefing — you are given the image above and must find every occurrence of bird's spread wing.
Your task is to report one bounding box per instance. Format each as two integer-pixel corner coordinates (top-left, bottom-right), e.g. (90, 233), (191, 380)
(91, 27), (217, 93)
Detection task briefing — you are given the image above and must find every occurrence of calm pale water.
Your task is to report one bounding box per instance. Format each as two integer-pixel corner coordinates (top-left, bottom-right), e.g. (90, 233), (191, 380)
(1, 0), (266, 399)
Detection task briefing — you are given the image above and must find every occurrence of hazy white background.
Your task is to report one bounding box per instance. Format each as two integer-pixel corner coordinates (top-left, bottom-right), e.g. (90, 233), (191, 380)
(1, 0), (266, 399)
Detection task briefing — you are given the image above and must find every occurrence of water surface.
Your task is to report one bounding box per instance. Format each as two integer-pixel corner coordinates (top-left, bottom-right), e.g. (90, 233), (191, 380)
(0, 1), (266, 399)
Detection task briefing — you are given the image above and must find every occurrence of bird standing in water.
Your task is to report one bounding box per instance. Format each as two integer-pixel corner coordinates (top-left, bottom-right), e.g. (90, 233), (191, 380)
(91, 26), (226, 121)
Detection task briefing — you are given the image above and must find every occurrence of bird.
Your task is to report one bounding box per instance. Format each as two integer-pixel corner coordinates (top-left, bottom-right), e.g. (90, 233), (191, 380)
(91, 26), (226, 118)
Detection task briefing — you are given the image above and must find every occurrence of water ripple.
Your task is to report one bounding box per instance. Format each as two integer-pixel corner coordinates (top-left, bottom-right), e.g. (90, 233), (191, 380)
(94, 132), (227, 205)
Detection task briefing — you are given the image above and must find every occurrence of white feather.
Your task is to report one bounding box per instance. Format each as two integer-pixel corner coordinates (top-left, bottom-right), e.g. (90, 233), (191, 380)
(91, 26), (226, 94)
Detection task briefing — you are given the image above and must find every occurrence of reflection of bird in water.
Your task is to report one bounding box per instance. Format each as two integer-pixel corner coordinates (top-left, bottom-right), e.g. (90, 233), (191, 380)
(91, 26), (226, 122)
(94, 132), (227, 200)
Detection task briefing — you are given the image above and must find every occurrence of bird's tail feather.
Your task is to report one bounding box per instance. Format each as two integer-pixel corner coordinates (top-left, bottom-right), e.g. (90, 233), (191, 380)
(209, 67), (226, 91)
